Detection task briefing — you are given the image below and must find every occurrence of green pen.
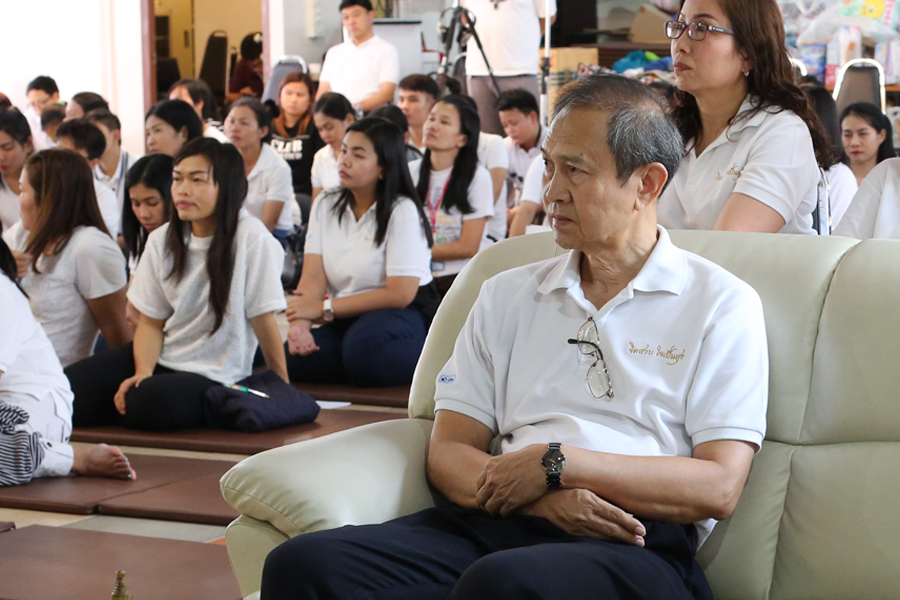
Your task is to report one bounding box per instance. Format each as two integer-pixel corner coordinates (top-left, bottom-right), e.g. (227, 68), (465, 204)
(227, 384), (269, 398)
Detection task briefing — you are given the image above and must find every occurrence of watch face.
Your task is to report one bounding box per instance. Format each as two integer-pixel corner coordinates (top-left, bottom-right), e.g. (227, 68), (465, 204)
(542, 448), (565, 471)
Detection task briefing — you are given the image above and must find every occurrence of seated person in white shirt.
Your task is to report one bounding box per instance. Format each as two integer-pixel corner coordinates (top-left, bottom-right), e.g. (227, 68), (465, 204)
(409, 95), (495, 296)
(498, 89), (545, 218)
(64, 139), (288, 431)
(285, 118), (437, 388)
(121, 155), (174, 329)
(316, 0), (400, 113)
(168, 78), (230, 142)
(55, 118), (121, 237)
(261, 74), (768, 600)
(311, 93), (356, 201)
(0, 108), (34, 232)
(368, 104), (423, 162)
(225, 98), (296, 240)
(86, 109), (134, 225)
(40, 107), (65, 147)
(25, 76), (59, 151)
(145, 99), (204, 157)
(2, 149), (132, 368)
(659, 0), (835, 235)
(0, 237), (136, 486)
(398, 74), (439, 154)
(508, 153), (546, 236)
(474, 126), (510, 242)
(833, 158), (900, 239)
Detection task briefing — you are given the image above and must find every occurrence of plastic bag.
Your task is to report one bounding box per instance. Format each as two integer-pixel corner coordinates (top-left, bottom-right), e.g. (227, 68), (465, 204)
(798, 2), (900, 45)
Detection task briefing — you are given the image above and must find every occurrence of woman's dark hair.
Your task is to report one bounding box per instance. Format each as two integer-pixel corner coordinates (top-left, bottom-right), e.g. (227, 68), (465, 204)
(168, 138), (246, 334)
(122, 154), (174, 261)
(0, 236), (25, 296)
(840, 102), (896, 164)
(230, 97), (275, 144)
(24, 149), (108, 273)
(71, 92), (109, 114)
(240, 33), (263, 61)
(0, 108), (33, 191)
(168, 78), (218, 120)
(0, 93), (10, 110)
(272, 72), (316, 138)
(415, 94), (481, 217)
(146, 99), (204, 141)
(803, 84), (847, 165)
(672, 0), (836, 169)
(330, 118), (433, 247)
(369, 104), (410, 134)
(313, 92), (355, 121)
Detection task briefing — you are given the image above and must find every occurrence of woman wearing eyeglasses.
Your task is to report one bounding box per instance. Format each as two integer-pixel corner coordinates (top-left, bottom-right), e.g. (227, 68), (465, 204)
(658, 0), (835, 235)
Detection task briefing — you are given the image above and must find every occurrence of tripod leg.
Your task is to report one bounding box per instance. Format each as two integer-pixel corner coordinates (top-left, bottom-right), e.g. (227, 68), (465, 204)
(469, 28), (503, 96)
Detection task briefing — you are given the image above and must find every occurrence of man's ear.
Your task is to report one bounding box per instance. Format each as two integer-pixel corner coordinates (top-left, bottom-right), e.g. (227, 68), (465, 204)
(633, 162), (669, 210)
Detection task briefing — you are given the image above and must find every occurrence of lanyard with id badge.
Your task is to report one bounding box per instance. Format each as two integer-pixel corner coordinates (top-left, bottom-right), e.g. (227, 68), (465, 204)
(427, 171), (454, 273)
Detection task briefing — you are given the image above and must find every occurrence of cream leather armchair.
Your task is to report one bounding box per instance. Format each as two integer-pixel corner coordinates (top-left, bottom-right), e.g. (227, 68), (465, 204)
(222, 230), (900, 600)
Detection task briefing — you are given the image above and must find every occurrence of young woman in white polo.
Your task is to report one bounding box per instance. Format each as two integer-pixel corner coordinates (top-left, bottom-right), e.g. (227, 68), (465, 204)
(659, 0), (836, 235)
(285, 118), (437, 387)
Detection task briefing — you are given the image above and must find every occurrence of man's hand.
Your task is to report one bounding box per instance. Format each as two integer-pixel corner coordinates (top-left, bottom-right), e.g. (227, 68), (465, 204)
(285, 291), (324, 322)
(475, 444), (546, 517)
(522, 489), (647, 547)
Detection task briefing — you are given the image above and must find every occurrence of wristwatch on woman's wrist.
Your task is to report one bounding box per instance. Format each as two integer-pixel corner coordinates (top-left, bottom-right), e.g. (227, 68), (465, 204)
(322, 298), (334, 322)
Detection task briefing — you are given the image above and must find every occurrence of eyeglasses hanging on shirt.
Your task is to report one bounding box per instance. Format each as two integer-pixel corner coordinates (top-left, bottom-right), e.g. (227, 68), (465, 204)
(567, 317), (615, 400)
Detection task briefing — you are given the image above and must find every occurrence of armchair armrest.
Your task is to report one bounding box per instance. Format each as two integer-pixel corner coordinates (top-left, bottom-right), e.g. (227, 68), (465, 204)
(220, 418), (436, 539)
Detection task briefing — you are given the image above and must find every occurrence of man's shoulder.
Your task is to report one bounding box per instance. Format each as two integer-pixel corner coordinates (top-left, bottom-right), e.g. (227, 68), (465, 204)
(679, 247), (762, 311)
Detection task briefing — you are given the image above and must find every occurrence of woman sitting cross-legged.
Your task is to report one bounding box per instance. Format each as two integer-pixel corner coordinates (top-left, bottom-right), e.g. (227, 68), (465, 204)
(285, 117), (438, 388)
(0, 236), (135, 486)
(65, 139), (288, 430)
(2, 149), (131, 367)
(409, 94), (495, 296)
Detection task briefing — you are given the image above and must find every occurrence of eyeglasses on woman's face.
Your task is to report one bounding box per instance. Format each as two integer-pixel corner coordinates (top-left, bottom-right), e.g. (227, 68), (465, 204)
(665, 20), (734, 42)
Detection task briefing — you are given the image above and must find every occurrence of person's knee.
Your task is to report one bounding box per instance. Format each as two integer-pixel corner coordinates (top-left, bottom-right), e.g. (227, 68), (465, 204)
(261, 533), (351, 598)
(342, 311), (424, 386)
(450, 551), (539, 600)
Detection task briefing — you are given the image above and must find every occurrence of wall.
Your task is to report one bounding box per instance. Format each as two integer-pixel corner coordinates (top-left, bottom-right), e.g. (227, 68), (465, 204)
(0, 0), (147, 156)
(155, 0), (195, 78)
(194, 0), (263, 75)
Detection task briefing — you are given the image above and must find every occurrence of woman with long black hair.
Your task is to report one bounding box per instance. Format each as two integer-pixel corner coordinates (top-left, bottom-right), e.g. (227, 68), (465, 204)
(0, 236), (135, 486)
(0, 108), (34, 231)
(285, 117), (436, 387)
(409, 94), (494, 295)
(310, 92), (356, 201)
(840, 102), (895, 186)
(65, 138), (288, 431)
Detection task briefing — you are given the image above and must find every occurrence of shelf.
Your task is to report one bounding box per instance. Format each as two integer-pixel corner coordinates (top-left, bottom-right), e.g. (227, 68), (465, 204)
(825, 85), (900, 92)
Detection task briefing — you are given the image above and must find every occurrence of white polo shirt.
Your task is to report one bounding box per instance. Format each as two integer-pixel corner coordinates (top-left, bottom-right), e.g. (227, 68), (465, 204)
(435, 226), (768, 543)
(305, 191), (433, 300)
(94, 150), (133, 221)
(94, 179), (121, 238)
(506, 126), (547, 208)
(461, 0), (557, 77)
(0, 182), (19, 232)
(834, 157), (900, 239)
(319, 35), (400, 106)
(409, 160), (495, 277)
(477, 132), (510, 241)
(825, 162), (858, 229)
(245, 143), (295, 232)
(659, 96), (819, 236)
(311, 145), (341, 192)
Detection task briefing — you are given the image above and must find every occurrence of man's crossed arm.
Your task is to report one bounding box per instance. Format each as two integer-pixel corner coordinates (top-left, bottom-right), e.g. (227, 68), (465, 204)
(427, 410), (756, 547)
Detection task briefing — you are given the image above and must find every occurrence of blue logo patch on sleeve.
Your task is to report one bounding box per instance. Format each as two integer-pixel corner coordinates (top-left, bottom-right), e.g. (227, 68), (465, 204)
(438, 375), (457, 384)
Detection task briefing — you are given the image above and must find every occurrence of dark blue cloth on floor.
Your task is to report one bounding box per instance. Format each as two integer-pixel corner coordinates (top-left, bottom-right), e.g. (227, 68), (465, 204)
(204, 370), (320, 433)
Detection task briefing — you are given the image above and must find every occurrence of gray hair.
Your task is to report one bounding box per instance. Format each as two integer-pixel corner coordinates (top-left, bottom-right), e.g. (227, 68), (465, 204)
(552, 74), (684, 190)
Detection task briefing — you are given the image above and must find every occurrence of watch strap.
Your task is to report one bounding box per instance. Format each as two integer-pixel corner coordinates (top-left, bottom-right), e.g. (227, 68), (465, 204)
(546, 471), (561, 488)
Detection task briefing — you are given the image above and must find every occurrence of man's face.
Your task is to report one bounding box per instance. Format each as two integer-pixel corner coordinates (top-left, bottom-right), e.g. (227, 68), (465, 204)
(27, 90), (58, 117)
(398, 90), (435, 130)
(500, 108), (540, 148)
(342, 6), (375, 41)
(542, 107), (644, 251)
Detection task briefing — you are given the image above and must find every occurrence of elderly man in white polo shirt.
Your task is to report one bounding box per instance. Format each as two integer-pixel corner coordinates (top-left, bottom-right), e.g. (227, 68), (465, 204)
(316, 0), (400, 114)
(259, 74), (768, 600)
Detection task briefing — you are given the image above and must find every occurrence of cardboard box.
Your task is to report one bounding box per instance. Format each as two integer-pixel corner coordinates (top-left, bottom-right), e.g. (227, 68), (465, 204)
(539, 48), (599, 113)
(629, 3), (672, 45)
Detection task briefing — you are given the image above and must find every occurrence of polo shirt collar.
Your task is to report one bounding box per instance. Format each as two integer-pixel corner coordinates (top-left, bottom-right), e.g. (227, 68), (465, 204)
(537, 226), (687, 297)
(693, 94), (768, 156)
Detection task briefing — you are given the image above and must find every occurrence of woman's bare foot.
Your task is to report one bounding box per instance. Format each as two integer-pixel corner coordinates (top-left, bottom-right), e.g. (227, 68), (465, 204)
(71, 444), (136, 480)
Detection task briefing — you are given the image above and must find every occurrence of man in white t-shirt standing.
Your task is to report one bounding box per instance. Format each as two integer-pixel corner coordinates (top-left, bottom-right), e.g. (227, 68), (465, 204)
(460, 0), (556, 136)
(261, 74), (767, 600)
(317, 0), (400, 114)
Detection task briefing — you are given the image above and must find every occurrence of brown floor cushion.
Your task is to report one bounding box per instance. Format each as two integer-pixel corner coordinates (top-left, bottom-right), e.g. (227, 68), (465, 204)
(0, 525), (240, 600)
(0, 454), (234, 515)
(98, 473), (239, 526)
(294, 382), (410, 408)
(0, 521), (13, 533)
(72, 408), (407, 454)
